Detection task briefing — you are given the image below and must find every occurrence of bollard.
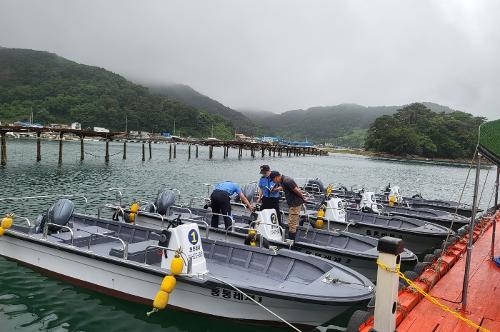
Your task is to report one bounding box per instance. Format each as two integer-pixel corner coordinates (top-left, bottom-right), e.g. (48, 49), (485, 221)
(373, 236), (404, 332)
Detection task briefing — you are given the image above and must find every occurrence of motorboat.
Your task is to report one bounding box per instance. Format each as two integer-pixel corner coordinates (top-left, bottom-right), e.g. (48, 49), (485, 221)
(0, 198), (374, 328)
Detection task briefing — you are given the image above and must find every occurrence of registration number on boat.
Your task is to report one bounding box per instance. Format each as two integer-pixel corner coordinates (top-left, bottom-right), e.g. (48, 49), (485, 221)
(303, 250), (352, 264)
(210, 287), (263, 303)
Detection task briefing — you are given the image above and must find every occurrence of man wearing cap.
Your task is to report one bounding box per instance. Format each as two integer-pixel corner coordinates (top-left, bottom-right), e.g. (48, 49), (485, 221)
(257, 165), (283, 226)
(269, 171), (306, 241)
(210, 181), (254, 229)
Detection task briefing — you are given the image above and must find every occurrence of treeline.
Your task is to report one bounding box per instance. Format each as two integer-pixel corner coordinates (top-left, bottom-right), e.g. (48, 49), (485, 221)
(365, 103), (485, 159)
(0, 48), (234, 139)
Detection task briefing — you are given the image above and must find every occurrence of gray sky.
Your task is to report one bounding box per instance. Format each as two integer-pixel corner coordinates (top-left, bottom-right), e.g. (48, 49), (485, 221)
(1, 0), (499, 119)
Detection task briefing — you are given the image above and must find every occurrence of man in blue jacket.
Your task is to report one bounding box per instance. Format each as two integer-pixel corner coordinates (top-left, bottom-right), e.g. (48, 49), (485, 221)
(210, 181), (254, 229)
(257, 165), (283, 226)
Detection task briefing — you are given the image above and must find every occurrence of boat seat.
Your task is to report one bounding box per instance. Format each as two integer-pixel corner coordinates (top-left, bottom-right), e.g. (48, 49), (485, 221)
(109, 239), (160, 263)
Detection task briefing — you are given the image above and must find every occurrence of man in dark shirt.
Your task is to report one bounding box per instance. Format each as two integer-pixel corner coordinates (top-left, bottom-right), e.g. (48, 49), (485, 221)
(257, 165), (283, 226)
(269, 171), (306, 241)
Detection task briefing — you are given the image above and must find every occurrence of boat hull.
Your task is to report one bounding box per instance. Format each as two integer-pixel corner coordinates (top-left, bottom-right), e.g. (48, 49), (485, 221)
(0, 232), (359, 327)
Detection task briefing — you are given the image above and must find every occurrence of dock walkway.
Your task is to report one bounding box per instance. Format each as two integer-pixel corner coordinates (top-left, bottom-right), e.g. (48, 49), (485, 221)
(397, 216), (500, 331)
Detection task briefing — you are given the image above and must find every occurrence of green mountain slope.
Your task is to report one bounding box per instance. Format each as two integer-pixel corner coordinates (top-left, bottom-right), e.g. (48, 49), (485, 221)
(149, 84), (261, 135)
(0, 47), (234, 138)
(243, 103), (459, 147)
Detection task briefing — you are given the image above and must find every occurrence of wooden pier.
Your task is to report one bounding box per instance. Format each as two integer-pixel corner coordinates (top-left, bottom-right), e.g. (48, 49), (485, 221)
(0, 125), (327, 165)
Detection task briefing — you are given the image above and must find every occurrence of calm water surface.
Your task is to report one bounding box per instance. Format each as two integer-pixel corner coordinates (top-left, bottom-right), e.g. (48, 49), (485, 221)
(0, 139), (496, 332)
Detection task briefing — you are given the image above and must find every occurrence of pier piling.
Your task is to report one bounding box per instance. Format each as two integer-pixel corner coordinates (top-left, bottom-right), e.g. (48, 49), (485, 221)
(195, 145), (199, 158)
(209, 145), (213, 159)
(36, 132), (41, 161)
(142, 143), (145, 161)
(58, 132), (63, 164)
(169, 144), (172, 160)
(261, 147), (265, 158)
(123, 141), (127, 160)
(0, 133), (6, 166)
(105, 139), (110, 163)
(174, 144), (177, 159)
(80, 136), (84, 161)
(188, 144), (191, 160)
(149, 141), (152, 159)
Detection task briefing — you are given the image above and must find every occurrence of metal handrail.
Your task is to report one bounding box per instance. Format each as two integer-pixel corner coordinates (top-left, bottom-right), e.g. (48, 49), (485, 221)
(80, 229), (128, 260)
(169, 206), (193, 219)
(43, 223), (74, 245)
(14, 216), (32, 227)
(0, 194), (89, 214)
(204, 212), (235, 237)
(108, 188), (124, 205)
(182, 218), (210, 239)
(139, 201), (157, 213)
(144, 245), (192, 274)
(97, 203), (121, 220)
(188, 196), (209, 208)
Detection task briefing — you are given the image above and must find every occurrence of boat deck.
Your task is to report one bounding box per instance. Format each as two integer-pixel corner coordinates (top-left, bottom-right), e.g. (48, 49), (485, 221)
(397, 216), (500, 331)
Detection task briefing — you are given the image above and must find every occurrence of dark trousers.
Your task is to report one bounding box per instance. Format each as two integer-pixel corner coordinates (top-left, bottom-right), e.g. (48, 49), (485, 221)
(261, 197), (282, 226)
(210, 190), (232, 229)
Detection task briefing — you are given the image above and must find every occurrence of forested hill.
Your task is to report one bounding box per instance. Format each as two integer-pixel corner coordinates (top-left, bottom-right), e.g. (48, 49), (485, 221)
(0, 47), (234, 138)
(243, 102), (458, 147)
(365, 103), (485, 159)
(149, 84), (261, 135)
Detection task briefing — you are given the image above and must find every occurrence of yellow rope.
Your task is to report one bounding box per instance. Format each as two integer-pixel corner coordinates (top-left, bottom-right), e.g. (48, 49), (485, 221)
(376, 259), (490, 332)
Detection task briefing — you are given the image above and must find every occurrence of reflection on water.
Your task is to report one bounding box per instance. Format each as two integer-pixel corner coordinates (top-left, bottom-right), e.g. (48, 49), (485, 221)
(0, 139), (495, 332)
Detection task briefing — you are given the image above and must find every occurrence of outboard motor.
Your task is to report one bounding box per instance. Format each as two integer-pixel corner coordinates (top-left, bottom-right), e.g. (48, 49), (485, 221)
(305, 178), (325, 194)
(36, 199), (74, 233)
(160, 223), (208, 275)
(252, 209), (283, 242)
(237, 183), (258, 203)
(156, 190), (176, 215)
(388, 186), (402, 205)
(323, 197), (346, 222)
(360, 192), (380, 214)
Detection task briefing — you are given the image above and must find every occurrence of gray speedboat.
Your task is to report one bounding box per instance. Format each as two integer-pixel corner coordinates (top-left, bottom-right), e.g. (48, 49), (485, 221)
(0, 198), (374, 328)
(108, 190), (417, 281)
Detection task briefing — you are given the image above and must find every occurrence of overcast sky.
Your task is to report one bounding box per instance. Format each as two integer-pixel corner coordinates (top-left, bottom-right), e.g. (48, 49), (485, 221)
(0, 0), (499, 118)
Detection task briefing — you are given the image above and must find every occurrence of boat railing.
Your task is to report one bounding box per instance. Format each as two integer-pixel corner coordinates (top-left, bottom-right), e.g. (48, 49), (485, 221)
(43, 223), (74, 246)
(182, 218), (210, 239)
(138, 200), (157, 213)
(0, 194), (89, 214)
(203, 212), (235, 232)
(144, 245), (192, 274)
(188, 196), (209, 208)
(13, 215), (32, 228)
(97, 203), (119, 220)
(168, 206), (193, 219)
(78, 228), (128, 260)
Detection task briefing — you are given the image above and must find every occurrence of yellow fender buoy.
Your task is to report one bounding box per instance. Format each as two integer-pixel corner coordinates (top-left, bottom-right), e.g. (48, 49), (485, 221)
(153, 290), (169, 310)
(130, 202), (140, 213)
(314, 207), (325, 229)
(1, 214), (14, 229)
(170, 250), (184, 275)
(0, 227), (4, 236)
(129, 212), (136, 223)
(160, 276), (176, 293)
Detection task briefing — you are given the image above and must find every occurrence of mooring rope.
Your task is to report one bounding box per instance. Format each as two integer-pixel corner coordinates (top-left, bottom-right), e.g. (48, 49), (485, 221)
(207, 273), (302, 332)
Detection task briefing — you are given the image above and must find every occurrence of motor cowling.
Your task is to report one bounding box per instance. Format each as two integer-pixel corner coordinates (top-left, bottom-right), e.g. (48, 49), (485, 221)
(252, 209), (283, 242)
(305, 178), (325, 194)
(324, 197), (346, 222)
(160, 223), (207, 275)
(36, 199), (74, 233)
(156, 190), (176, 215)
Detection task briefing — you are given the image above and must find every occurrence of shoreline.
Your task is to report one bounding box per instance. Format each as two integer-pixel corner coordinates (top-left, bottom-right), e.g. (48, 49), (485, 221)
(326, 149), (486, 167)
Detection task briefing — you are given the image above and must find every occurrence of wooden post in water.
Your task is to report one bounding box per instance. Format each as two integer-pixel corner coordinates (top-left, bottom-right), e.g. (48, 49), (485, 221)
(273, 148), (276, 157)
(142, 143), (145, 161)
(196, 145), (199, 158)
(58, 132), (63, 164)
(261, 147), (265, 158)
(174, 144), (177, 159)
(169, 144), (172, 160)
(188, 144), (191, 160)
(105, 139), (110, 163)
(80, 136), (84, 161)
(0, 133), (6, 166)
(36, 132), (41, 161)
(123, 141), (127, 160)
(209, 145), (213, 159)
(149, 141), (152, 159)
(268, 149), (271, 157)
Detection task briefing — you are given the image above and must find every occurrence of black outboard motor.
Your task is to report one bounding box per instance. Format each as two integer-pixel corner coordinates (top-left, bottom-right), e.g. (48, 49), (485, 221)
(156, 190), (176, 215)
(305, 178), (325, 194)
(236, 183), (258, 203)
(36, 199), (75, 234)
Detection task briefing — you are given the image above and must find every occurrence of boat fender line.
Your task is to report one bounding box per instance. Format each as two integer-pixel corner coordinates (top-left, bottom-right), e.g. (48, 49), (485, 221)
(0, 213), (14, 236)
(147, 248), (185, 316)
(206, 273), (302, 332)
(376, 259), (490, 332)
